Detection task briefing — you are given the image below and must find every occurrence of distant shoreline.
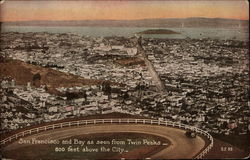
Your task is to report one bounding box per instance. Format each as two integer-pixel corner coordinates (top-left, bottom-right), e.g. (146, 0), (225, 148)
(1, 26), (248, 41)
(1, 17), (248, 28)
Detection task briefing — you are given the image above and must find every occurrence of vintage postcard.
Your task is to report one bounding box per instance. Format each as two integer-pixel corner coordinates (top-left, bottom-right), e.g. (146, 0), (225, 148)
(0, 0), (249, 159)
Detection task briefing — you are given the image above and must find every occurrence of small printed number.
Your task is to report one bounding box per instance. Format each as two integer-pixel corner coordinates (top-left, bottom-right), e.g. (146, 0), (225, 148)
(221, 147), (233, 151)
(55, 147), (65, 152)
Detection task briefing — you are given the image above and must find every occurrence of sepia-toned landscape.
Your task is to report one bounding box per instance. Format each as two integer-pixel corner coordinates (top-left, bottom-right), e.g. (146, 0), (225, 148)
(0, 0), (249, 159)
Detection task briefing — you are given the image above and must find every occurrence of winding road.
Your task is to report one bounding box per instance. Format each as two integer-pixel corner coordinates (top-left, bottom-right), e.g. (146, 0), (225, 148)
(4, 124), (205, 159)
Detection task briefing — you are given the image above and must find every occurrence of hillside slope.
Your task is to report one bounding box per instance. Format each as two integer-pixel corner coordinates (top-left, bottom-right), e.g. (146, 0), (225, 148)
(0, 59), (119, 94)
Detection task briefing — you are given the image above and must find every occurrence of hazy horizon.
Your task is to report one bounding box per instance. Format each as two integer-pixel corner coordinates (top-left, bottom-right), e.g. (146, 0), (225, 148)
(0, 0), (248, 22)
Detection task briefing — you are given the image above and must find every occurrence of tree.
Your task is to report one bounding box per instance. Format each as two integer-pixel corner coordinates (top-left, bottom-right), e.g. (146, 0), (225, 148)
(102, 82), (112, 99)
(33, 73), (41, 81)
(32, 73), (41, 87)
(122, 92), (129, 103)
(221, 121), (228, 129)
(83, 91), (87, 102)
(65, 92), (79, 100)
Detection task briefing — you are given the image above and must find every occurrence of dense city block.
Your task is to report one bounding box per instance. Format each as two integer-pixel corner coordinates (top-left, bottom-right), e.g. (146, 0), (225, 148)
(0, 32), (249, 137)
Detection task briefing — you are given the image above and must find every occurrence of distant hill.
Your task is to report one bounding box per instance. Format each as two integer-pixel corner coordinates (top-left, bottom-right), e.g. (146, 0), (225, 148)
(138, 29), (180, 34)
(2, 18), (249, 28)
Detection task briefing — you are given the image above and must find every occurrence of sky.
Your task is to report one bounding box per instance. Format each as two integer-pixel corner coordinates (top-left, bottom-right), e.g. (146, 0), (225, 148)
(0, 0), (249, 22)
